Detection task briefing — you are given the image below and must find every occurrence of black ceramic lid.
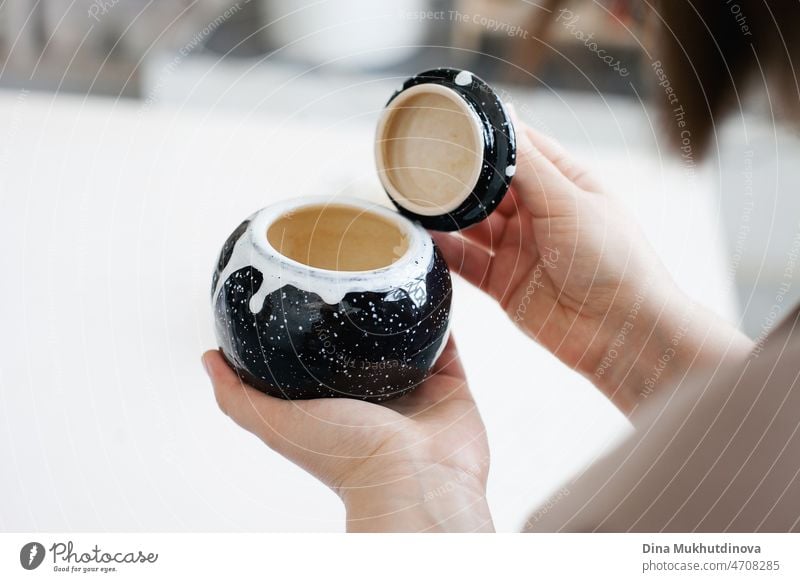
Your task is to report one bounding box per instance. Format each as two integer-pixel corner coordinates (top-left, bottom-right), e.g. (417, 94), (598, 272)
(374, 68), (516, 232)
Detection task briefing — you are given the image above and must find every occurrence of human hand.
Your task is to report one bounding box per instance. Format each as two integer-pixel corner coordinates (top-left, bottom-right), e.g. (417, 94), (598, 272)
(202, 337), (493, 532)
(433, 115), (753, 414)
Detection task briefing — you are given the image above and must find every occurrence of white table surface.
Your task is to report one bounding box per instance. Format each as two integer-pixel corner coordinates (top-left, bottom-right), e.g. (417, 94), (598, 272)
(0, 87), (738, 532)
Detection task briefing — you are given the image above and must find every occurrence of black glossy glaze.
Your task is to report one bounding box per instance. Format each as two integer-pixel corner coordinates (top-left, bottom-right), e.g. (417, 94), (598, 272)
(212, 235), (452, 402)
(211, 218), (249, 296)
(382, 67), (516, 232)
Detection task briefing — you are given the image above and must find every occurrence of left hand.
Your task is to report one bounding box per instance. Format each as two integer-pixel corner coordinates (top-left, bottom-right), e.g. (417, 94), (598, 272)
(202, 337), (493, 532)
(432, 117), (753, 414)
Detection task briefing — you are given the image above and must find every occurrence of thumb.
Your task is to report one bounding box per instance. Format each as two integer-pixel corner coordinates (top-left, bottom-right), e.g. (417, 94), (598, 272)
(202, 350), (298, 452)
(508, 112), (586, 218)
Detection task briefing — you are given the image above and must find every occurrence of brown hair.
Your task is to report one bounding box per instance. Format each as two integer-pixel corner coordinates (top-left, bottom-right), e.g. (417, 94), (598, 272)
(532, 1), (800, 158)
(651, 0), (800, 157)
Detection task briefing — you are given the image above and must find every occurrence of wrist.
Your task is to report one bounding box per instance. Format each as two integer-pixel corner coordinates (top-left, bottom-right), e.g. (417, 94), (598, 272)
(341, 464), (493, 532)
(591, 283), (753, 415)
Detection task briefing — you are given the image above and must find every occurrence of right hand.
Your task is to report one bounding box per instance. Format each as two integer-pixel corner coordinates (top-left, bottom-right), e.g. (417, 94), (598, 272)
(433, 116), (753, 414)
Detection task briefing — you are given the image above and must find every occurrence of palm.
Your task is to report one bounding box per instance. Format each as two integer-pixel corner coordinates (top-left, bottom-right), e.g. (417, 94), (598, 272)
(521, 195), (655, 355)
(207, 339), (489, 496)
(433, 122), (670, 375)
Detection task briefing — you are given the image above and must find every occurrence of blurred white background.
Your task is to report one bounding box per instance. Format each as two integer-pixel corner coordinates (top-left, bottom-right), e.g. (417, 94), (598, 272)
(0, 0), (797, 532)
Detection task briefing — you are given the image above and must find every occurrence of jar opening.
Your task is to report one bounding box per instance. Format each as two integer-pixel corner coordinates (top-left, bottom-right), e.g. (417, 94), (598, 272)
(375, 84), (484, 216)
(266, 204), (410, 272)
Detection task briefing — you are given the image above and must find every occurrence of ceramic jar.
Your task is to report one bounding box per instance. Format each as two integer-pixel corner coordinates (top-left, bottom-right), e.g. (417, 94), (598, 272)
(211, 68), (515, 401)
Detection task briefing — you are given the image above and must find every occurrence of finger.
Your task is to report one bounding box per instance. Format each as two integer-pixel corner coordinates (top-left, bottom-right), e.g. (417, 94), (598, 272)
(398, 336), (474, 409)
(458, 208), (507, 251)
(430, 232), (494, 295)
(425, 336), (474, 402)
(495, 104), (525, 220)
(525, 126), (603, 192)
(203, 349), (295, 449)
(461, 188), (534, 254)
(507, 111), (579, 218)
(431, 334), (465, 379)
(494, 183), (525, 218)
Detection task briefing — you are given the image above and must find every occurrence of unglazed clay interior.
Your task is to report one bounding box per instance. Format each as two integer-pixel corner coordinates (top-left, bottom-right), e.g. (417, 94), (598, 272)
(266, 204), (410, 271)
(376, 84), (484, 216)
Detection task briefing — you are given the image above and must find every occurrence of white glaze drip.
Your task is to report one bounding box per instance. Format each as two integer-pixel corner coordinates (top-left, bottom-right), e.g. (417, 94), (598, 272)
(505, 164), (516, 177)
(211, 209), (258, 308)
(455, 70), (473, 86)
(211, 197), (435, 311)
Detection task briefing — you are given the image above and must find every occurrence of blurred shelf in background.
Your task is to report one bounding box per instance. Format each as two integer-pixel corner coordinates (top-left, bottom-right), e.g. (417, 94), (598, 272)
(0, 0), (796, 338)
(0, 0), (649, 98)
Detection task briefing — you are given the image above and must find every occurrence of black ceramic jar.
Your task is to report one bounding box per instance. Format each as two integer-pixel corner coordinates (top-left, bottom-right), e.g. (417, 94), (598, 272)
(211, 68), (515, 402)
(376, 68), (517, 231)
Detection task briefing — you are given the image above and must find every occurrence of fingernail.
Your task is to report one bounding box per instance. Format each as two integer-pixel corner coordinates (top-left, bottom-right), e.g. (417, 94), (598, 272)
(201, 353), (212, 377)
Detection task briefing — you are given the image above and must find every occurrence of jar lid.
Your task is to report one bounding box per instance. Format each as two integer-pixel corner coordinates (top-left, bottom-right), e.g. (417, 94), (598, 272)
(375, 68), (516, 231)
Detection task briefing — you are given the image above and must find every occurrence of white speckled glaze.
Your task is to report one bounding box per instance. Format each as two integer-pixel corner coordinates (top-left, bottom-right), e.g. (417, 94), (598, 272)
(210, 67), (513, 401)
(211, 196), (435, 308)
(211, 196), (452, 401)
